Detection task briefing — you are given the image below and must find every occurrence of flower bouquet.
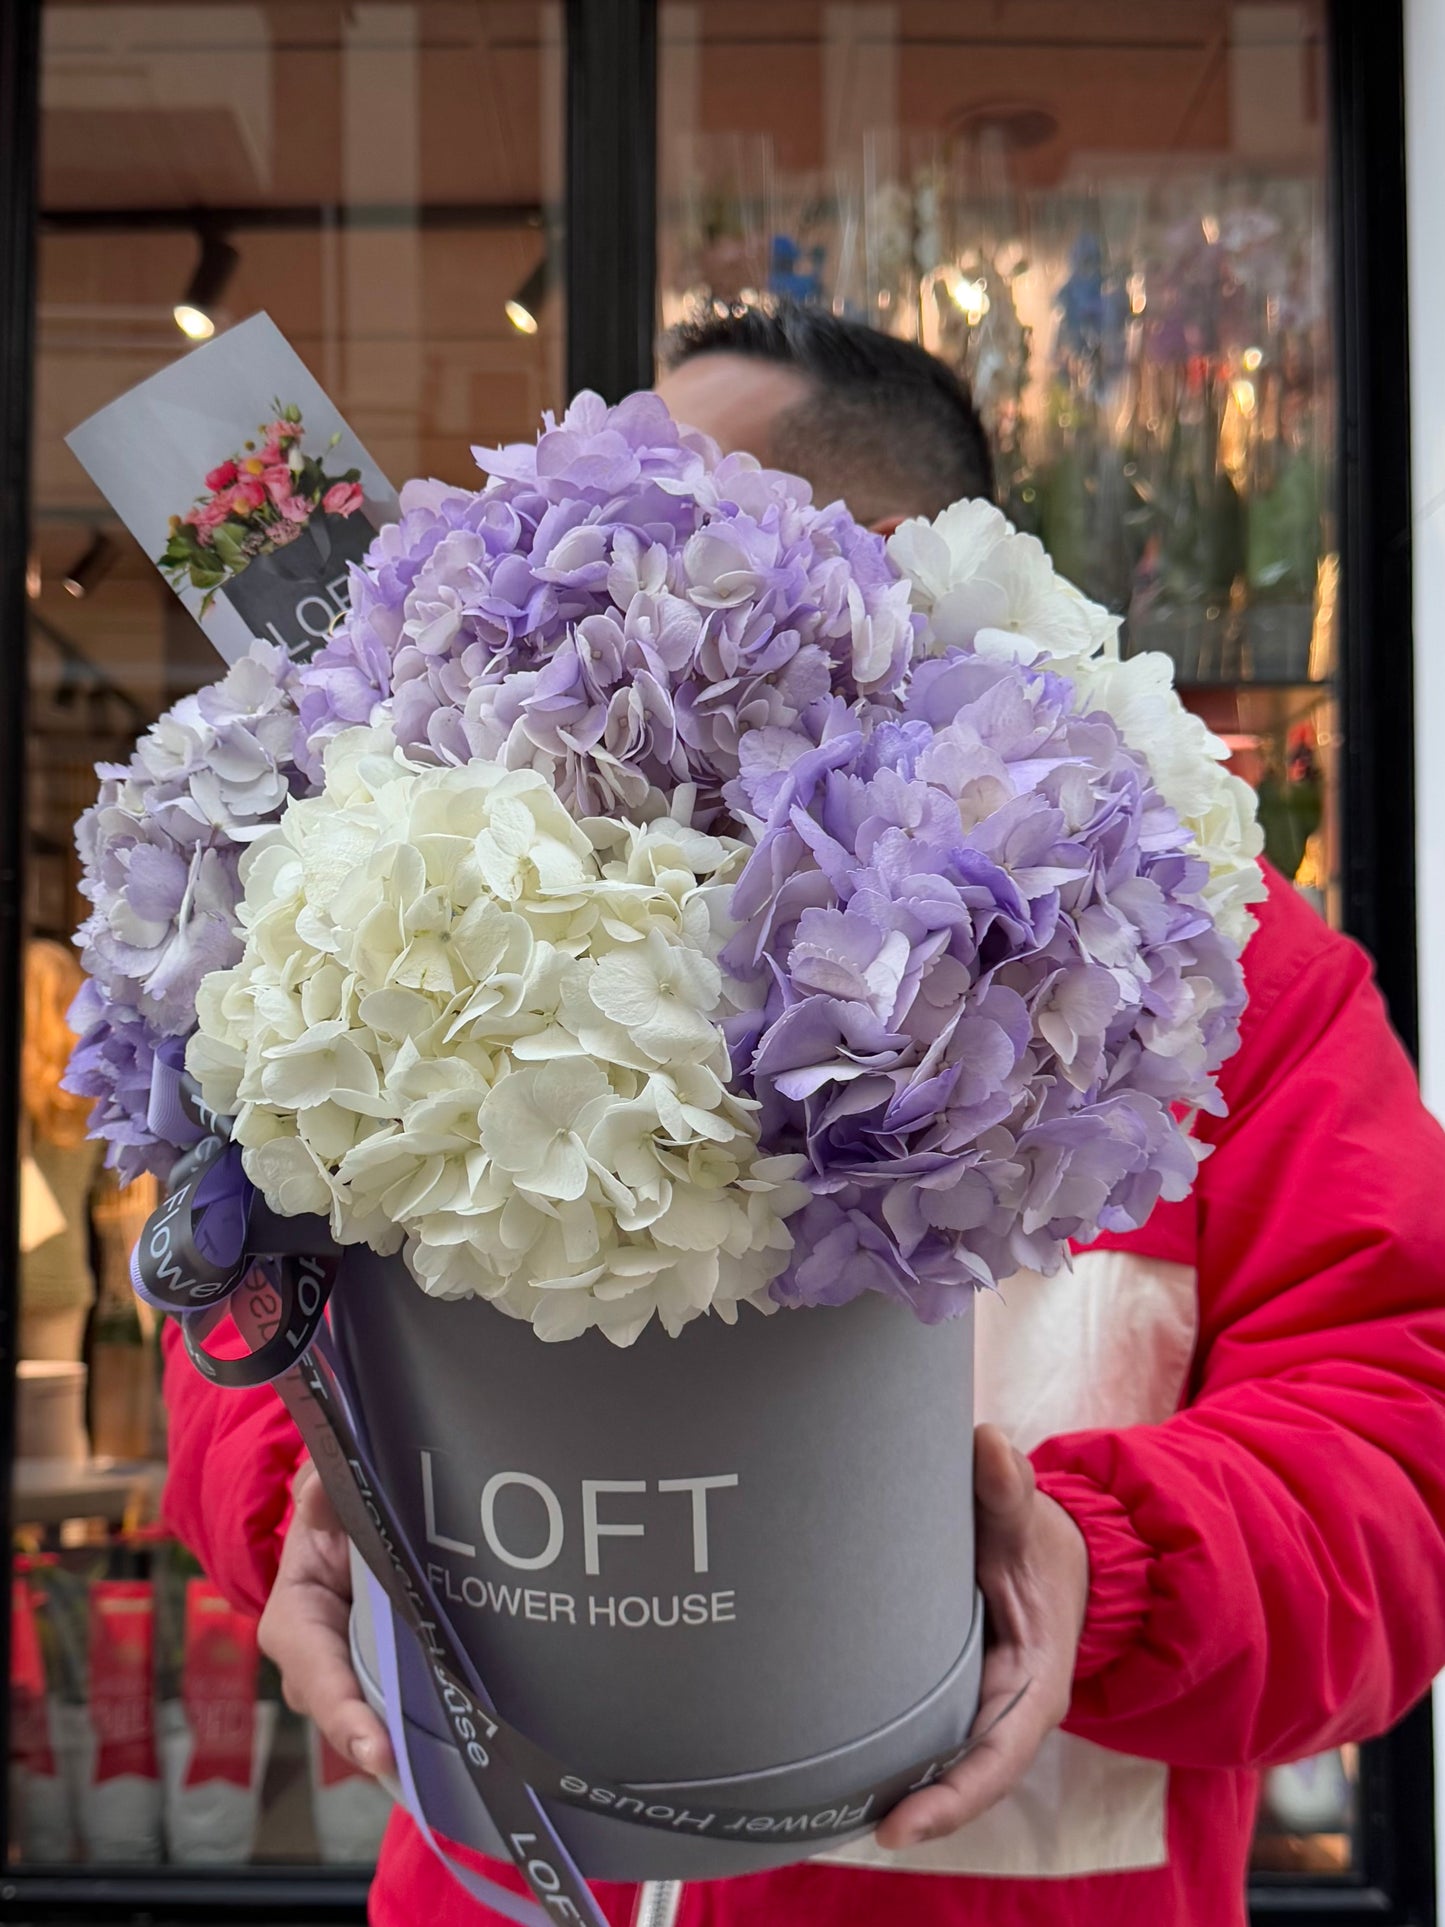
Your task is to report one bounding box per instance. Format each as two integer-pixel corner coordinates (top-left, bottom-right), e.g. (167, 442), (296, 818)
(68, 391), (1263, 1913)
(159, 401), (371, 654)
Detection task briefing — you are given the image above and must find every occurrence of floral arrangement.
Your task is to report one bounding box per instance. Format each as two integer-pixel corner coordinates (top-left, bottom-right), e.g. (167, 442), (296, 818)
(159, 402), (365, 615)
(68, 391), (1264, 1342)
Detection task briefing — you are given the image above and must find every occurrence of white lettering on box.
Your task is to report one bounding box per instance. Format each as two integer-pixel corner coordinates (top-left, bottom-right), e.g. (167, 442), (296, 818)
(421, 1451), (477, 1559)
(581, 1480), (646, 1576)
(657, 1474), (738, 1573)
(481, 1471), (564, 1571)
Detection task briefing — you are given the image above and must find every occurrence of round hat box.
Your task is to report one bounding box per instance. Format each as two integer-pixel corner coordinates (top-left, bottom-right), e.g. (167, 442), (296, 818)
(335, 1249), (982, 1880)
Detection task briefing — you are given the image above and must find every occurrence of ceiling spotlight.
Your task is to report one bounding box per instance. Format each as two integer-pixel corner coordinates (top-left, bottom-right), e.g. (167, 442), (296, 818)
(63, 532), (118, 600)
(505, 254), (551, 336)
(174, 227), (239, 342)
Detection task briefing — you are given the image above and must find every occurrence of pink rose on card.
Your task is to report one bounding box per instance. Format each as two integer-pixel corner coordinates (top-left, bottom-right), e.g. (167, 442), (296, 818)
(159, 399), (371, 617)
(322, 482), (363, 517)
(262, 464), (295, 504)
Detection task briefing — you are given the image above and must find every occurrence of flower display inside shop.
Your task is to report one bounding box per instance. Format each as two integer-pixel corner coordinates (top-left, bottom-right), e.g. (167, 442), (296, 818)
(71, 388), (1264, 1341)
(159, 401), (366, 616)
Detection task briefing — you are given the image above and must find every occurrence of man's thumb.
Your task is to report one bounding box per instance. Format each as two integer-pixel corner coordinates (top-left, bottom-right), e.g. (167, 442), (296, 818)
(974, 1423), (1034, 1529)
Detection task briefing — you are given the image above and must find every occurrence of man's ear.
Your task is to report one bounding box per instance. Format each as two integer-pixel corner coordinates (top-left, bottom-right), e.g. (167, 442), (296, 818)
(870, 513), (906, 537)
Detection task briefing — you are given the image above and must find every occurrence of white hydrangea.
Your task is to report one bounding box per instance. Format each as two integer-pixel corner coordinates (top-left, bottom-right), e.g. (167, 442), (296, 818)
(187, 725), (808, 1346)
(888, 502), (1266, 946)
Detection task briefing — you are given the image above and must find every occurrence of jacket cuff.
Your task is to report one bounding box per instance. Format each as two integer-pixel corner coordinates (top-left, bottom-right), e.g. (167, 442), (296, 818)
(1033, 1467), (1155, 1681)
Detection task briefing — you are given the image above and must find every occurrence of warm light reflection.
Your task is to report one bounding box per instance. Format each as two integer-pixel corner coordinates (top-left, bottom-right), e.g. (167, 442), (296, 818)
(173, 303), (216, 341)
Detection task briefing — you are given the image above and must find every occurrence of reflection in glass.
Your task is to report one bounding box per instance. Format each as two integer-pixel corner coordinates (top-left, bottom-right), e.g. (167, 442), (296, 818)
(659, 0), (1340, 926)
(14, 0), (564, 1871)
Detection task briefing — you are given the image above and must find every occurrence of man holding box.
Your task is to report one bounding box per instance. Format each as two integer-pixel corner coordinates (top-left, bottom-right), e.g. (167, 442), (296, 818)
(161, 304), (1445, 1925)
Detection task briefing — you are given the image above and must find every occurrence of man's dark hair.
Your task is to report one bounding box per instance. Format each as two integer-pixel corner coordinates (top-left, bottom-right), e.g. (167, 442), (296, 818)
(663, 301), (996, 521)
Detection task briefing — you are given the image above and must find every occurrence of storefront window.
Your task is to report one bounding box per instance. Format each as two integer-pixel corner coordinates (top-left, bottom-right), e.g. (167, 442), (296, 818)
(13, 0), (564, 1871)
(5, 0), (1402, 1900)
(659, 0), (1339, 923)
(657, 0), (1352, 1879)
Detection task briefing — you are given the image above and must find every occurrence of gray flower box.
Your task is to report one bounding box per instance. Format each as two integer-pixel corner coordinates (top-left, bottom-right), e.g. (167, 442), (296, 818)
(338, 1251), (982, 1880)
(221, 511), (376, 660)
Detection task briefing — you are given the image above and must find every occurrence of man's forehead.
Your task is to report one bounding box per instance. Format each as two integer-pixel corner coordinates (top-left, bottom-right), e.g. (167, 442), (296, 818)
(653, 352), (811, 458)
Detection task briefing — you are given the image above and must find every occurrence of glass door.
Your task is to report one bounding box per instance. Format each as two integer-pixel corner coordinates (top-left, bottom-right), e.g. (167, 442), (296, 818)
(11, 0), (564, 1888)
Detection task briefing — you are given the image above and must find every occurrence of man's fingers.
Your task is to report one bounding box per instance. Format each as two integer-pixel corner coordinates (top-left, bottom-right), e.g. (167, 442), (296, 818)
(874, 1678), (1040, 1850)
(297, 1658), (393, 1776)
(293, 1461), (345, 1537)
(260, 1587), (394, 1777)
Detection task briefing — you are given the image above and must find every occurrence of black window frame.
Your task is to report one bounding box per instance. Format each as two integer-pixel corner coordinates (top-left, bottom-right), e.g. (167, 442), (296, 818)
(0, 0), (1433, 1920)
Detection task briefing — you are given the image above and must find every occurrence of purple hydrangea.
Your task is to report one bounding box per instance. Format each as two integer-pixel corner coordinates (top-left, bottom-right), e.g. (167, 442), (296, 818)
(62, 981), (165, 1183)
(64, 644), (305, 1170)
(722, 648), (1247, 1319)
(296, 390), (917, 820)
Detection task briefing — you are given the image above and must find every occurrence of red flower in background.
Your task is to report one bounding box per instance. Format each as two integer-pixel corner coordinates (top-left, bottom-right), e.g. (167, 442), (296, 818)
(204, 459), (239, 491)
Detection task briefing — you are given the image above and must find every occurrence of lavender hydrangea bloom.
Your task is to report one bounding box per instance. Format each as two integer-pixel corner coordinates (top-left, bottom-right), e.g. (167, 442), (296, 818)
(722, 648), (1247, 1319)
(61, 981), (165, 1183)
(296, 391), (917, 819)
(65, 643), (305, 1168)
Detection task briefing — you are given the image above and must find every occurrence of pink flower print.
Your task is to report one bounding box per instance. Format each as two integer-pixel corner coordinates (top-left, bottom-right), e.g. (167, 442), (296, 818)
(228, 478), (267, 513)
(322, 482), (364, 517)
(262, 464), (297, 508)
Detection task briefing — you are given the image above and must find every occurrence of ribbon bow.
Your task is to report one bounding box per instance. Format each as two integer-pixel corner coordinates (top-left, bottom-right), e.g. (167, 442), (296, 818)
(131, 1037), (339, 1388)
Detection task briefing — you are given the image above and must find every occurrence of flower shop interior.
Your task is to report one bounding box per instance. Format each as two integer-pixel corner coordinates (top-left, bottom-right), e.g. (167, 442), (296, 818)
(0, 1), (1436, 1922)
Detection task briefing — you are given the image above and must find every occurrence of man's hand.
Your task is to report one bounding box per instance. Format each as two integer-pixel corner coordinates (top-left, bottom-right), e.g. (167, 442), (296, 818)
(875, 1423), (1089, 1850)
(258, 1459), (394, 1778)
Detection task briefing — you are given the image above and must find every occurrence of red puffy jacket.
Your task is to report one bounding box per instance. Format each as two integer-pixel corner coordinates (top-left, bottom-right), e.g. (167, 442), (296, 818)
(162, 868), (1445, 1926)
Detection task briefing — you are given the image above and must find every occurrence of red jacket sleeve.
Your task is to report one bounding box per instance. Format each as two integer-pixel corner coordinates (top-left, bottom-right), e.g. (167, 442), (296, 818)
(1034, 866), (1445, 1768)
(160, 1317), (305, 1618)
